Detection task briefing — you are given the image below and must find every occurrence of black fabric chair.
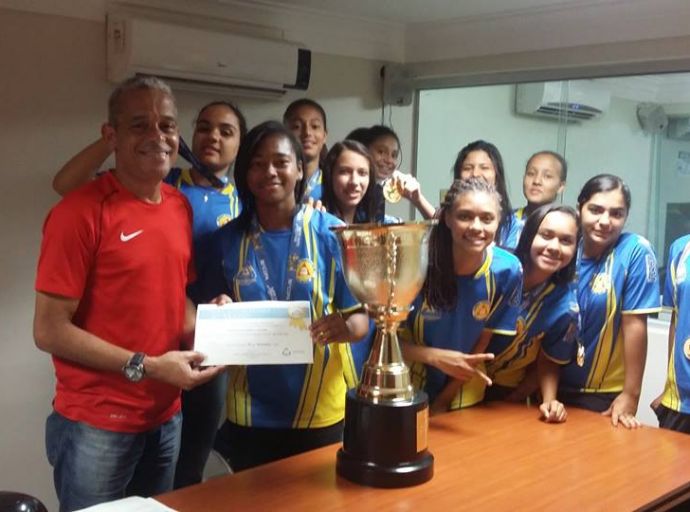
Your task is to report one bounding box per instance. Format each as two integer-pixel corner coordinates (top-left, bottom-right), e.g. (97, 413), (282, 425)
(0, 492), (48, 512)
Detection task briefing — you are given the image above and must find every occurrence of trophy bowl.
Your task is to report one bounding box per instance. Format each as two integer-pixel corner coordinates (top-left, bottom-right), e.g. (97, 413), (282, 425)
(331, 221), (435, 488)
(334, 222), (430, 316)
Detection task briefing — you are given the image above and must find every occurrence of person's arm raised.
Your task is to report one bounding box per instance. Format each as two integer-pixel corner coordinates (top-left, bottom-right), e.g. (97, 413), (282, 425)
(53, 129), (114, 196)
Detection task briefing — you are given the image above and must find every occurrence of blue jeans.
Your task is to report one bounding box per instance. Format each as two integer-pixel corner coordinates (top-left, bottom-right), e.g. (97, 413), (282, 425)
(45, 410), (182, 512)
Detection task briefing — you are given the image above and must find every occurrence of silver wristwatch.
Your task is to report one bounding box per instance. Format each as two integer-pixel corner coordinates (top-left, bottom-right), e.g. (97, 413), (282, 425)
(122, 352), (146, 382)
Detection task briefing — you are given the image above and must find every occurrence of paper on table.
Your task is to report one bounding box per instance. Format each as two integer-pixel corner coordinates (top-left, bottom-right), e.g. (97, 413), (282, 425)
(74, 496), (177, 511)
(194, 301), (314, 366)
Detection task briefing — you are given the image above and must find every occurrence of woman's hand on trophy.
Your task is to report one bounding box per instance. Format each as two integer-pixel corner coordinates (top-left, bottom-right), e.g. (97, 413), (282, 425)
(310, 311), (369, 345)
(429, 349), (494, 385)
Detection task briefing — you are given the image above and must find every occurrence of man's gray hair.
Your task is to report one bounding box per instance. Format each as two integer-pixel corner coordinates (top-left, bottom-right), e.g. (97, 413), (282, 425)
(107, 75), (176, 126)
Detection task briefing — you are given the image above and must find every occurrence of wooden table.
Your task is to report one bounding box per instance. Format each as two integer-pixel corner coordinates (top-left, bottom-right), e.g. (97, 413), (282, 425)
(158, 403), (690, 511)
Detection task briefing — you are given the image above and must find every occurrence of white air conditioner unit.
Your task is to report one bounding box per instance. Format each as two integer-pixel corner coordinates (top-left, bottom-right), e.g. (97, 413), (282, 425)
(515, 81), (610, 121)
(106, 14), (311, 99)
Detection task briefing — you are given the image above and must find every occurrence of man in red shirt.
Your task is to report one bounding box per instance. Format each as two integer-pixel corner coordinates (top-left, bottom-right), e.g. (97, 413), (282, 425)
(33, 76), (223, 512)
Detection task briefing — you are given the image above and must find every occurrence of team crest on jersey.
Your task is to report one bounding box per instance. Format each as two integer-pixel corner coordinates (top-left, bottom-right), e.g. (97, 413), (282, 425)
(295, 259), (315, 283)
(684, 338), (690, 360)
(235, 265), (257, 286)
(216, 214), (233, 227)
(472, 301), (491, 321)
(590, 273), (610, 294)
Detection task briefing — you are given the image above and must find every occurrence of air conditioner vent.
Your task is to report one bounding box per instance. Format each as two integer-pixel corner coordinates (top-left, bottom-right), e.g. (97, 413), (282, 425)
(516, 82), (610, 121)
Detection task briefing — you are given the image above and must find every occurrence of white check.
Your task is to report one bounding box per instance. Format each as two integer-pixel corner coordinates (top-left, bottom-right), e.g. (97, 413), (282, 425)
(194, 301), (313, 366)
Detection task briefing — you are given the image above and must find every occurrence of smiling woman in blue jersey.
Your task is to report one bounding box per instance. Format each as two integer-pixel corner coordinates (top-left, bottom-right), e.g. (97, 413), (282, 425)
(346, 125), (436, 220)
(319, 139), (402, 386)
(559, 174), (661, 428)
(283, 98), (328, 202)
(485, 204), (580, 423)
(51, 100), (248, 488)
(401, 177), (522, 414)
(652, 234), (690, 434)
(198, 121), (369, 471)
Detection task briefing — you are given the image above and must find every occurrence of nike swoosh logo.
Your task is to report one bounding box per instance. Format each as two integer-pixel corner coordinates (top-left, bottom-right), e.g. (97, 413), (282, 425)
(120, 230), (143, 242)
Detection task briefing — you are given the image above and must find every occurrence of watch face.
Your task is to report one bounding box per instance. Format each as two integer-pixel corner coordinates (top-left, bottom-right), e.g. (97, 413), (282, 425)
(124, 354), (145, 382)
(124, 365), (144, 382)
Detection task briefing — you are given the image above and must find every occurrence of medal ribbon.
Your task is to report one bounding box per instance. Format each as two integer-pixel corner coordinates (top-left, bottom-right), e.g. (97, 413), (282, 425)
(178, 137), (224, 189)
(249, 205), (306, 301)
(303, 169), (322, 199)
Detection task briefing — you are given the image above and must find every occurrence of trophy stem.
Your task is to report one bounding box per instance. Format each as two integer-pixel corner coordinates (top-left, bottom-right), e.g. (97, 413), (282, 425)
(359, 319), (413, 403)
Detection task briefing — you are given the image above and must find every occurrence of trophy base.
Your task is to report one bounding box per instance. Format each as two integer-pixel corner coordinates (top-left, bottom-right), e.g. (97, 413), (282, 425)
(336, 389), (434, 488)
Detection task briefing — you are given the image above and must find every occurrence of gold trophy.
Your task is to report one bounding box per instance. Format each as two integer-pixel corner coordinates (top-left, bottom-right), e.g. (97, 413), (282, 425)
(331, 222), (435, 487)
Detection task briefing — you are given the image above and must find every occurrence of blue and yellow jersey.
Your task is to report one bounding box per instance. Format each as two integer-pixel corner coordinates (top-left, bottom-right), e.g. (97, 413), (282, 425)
(560, 232), (661, 393)
(407, 246), (523, 408)
(660, 235), (690, 413)
(165, 168), (241, 241)
(498, 208), (527, 250)
(486, 281), (579, 388)
(199, 205), (360, 429)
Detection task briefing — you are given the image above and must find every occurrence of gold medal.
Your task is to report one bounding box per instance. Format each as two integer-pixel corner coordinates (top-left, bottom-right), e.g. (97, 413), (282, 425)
(382, 177), (402, 203)
(683, 338), (690, 360)
(576, 341), (585, 367)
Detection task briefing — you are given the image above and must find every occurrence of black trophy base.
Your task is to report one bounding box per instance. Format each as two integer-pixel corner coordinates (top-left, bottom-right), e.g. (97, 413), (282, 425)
(336, 389), (434, 488)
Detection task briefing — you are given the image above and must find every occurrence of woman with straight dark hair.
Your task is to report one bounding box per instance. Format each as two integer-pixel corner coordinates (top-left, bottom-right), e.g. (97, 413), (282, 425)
(559, 174), (660, 428)
(485, 204), (580, 422)
(321, 140), (376, 224)
(401, 177), (522, 414)
(198, 121), (368, 471)
(320, 139), (401, 385)
(453, 140), (518, 249)
(283, 98), (328, 201)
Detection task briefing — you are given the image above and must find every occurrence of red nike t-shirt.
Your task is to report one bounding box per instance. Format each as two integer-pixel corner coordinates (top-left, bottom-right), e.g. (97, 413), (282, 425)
(35, 171), (194, 432)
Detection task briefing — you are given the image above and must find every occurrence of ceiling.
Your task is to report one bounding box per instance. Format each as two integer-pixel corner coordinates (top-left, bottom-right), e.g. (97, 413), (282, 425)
(233, 0), (614, 25)
(0, 0), (620, 26)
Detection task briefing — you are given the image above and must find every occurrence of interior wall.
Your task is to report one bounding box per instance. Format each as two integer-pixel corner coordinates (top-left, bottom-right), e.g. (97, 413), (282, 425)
(0, 7), (410, 509)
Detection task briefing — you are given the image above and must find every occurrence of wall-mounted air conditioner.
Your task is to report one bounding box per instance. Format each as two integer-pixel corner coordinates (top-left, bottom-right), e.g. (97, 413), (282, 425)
(106, 14), (311, 99)
(515, 81), (611, 121)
